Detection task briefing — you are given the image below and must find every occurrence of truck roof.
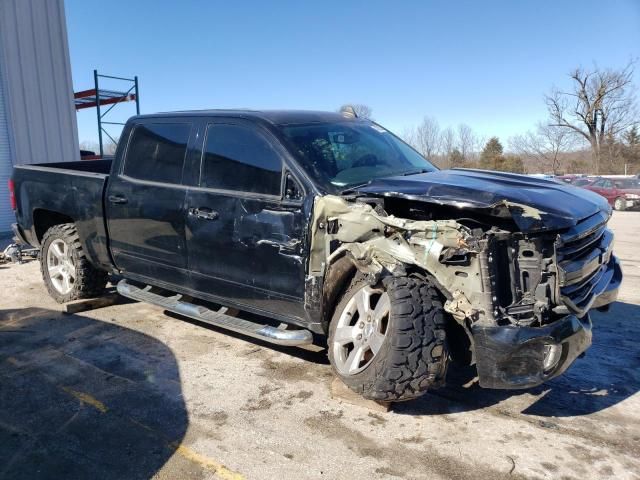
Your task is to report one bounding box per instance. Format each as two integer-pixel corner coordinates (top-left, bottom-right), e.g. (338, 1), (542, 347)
(130, 109), (359, 126)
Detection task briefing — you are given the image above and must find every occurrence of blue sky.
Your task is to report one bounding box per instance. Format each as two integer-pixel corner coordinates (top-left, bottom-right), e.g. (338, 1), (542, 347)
(66, 0), (640, 147)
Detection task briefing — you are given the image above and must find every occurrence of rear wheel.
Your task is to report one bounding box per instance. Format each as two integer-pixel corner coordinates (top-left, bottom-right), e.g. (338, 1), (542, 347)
(40, 223), (108, 303)
(614, 197), (626, 211)
(328, 275), (449, 402)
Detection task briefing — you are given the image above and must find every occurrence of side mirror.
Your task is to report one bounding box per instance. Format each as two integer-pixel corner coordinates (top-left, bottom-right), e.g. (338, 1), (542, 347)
(285, 174), (303, 201)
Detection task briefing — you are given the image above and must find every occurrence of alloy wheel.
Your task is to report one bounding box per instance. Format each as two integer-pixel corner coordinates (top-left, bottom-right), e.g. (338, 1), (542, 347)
(332, 284), (390, 375)
(46, 239), (76, 294)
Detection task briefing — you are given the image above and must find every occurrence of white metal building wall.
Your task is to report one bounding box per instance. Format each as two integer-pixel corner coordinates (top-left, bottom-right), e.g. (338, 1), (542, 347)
(0, 0), (79, 233)
(0, 58), (12, 233)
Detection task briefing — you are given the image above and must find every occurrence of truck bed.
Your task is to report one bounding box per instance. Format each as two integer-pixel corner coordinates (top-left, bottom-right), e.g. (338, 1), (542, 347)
(12, 160), (113, 269)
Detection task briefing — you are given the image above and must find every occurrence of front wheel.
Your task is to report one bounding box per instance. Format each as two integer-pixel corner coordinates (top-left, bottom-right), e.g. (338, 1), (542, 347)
(614, 197), (626, 211)
(328, 275), (449, 402)
(40, 223), (108, 303)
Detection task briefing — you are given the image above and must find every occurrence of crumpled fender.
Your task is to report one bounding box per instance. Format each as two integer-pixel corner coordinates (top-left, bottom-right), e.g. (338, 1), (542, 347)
(309, 195), (491, 327)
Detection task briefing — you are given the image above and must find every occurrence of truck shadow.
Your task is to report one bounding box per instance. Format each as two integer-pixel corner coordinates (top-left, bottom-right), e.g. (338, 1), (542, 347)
(396, 301), (640, 418)
(0, 307), (188, 480)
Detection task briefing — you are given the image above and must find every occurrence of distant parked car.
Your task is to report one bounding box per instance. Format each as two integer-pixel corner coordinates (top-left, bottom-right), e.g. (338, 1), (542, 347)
(555, 174), (577, 183)
(571, 177), (595, 187)
(584, 177), (640, 210)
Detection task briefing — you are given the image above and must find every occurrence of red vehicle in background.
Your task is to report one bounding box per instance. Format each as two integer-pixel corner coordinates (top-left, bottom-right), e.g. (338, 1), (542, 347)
(585, 177), (640, 210)
(571, 177), (596, 187)
(554, 174), (577, 183)
(553, 175), (596, 187)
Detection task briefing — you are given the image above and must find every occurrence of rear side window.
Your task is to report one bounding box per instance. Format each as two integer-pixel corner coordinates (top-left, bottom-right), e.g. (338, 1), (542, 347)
(124, 123), (191, 183)
(201, 124), (282, 195)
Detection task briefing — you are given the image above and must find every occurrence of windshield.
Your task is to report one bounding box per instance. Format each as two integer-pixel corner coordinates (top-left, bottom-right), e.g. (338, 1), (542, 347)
(615, 178), (640, 189)
(279, 121), (437, 193)
(572, 178), (593, 186)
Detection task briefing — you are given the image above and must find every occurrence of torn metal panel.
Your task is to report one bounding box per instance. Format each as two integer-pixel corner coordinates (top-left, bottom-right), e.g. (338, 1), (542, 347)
(310, 195), (493, 326)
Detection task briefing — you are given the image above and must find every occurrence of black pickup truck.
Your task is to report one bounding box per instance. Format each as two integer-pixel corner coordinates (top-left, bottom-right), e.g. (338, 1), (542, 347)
(11, 110), (622, 402)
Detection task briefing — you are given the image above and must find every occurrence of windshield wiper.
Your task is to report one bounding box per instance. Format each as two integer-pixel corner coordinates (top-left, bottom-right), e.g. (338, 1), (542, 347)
(401, 168), (430, 176)
(340, 182), (371, 195)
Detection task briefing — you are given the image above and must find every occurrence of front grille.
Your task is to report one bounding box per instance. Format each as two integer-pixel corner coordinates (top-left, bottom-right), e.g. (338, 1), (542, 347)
(556, 210), (614, 315)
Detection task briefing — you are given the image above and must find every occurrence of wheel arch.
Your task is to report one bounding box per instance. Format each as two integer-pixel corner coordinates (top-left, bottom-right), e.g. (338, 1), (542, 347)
(33, 209), (75, 245)
(324, 257), (474, 366)
(322, 255), (461, 332)
(321, 253), (358, 334)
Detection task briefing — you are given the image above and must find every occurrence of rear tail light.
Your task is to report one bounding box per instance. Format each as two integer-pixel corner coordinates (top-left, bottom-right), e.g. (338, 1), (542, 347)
(8, 179), (16, 210)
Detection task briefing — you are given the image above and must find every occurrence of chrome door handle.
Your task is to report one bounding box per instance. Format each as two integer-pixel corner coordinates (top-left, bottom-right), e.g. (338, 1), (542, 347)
(189, 207), (219, 221)
(108, 195), (128, 204)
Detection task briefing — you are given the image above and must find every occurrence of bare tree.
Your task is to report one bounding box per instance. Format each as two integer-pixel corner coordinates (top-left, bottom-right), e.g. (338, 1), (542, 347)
(408, 116), (441, 160)
(510, 124), (577, 174)
(105, 139), (119, 155)
(440, 127), (455, 168)
(401, 127), (418, 148)
(402, 120), (480, 168)
(545, 61), (639, 174)
(79, 141), (100, 154)
(457, 123), (480, 163)
(79, 138), (118, 157)
(339, 103), (374, 120)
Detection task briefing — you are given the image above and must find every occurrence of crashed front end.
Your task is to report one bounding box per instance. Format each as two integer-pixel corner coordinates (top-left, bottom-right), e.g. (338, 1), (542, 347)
(311, 195), (621, 390)
(471, 209), (621, 388)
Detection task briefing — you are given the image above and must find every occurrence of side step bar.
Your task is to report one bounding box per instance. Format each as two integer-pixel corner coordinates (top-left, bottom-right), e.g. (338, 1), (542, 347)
(117, 280), (313, 346)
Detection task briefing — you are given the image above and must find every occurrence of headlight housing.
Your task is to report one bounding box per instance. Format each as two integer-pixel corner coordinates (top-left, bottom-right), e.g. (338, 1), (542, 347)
(625, 193), (640, 199)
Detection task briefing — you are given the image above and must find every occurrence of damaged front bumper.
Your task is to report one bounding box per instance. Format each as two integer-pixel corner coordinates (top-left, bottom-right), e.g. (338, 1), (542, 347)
(472, 255), (622, 389)
(473, 314), (592, 389)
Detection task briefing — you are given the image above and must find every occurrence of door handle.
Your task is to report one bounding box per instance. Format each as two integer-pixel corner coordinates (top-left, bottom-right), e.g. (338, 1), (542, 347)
(108, 194), (128, 204)
(189, 207), (219, 221)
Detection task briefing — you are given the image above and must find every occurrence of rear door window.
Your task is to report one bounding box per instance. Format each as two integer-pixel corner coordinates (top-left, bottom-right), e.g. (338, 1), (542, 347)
(200, 123), (282, 195)
(123, 123), (191, 183)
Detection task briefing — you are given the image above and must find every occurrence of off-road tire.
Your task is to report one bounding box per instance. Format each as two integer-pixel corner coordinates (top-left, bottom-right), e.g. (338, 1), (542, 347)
(614, 197), (626, 211)
(40, 223), (108, 303)
(328, 275), (449, 402)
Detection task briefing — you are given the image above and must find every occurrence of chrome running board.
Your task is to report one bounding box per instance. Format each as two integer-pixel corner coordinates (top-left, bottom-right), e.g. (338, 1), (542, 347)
(117, 279), (313, 346)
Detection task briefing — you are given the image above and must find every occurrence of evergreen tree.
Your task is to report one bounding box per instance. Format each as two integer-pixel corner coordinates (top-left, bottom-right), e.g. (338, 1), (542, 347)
(450, 148), (466, 168)
(624, 125), (639, 146)
(622, 125), (640, 174)
(479, 137), (504, 170)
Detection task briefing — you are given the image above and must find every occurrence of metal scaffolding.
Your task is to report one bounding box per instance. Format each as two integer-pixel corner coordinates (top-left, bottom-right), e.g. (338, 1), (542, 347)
(74, 69), (140, 158)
